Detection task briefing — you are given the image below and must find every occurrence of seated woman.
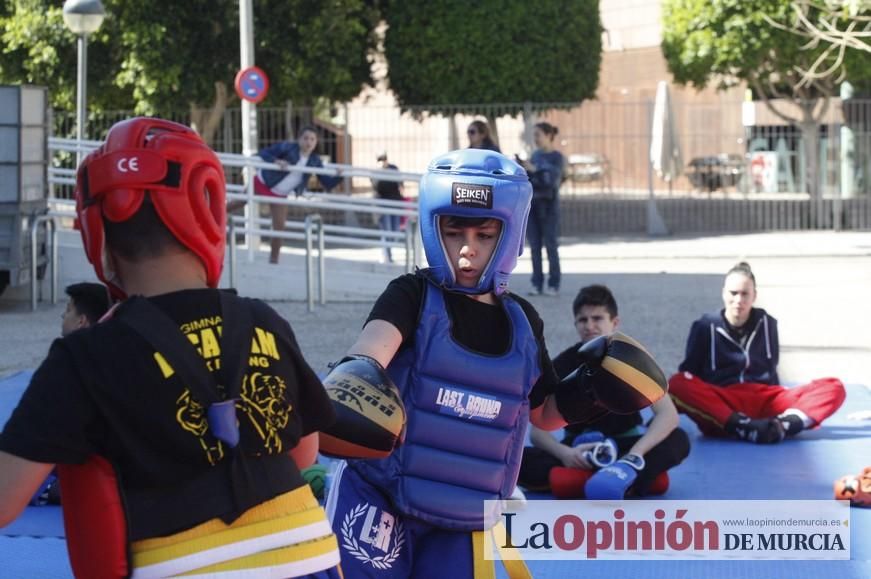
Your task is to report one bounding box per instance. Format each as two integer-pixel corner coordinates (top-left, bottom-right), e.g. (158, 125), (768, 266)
(669, 262), (846, 443)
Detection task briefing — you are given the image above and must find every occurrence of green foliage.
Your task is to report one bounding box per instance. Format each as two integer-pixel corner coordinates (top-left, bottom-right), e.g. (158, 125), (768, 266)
(382, 0), (602, 117)
(256, 0), (379, 105)
(663, 0), (871, 94)
(662, 0), (799, 91)
(0, 0), (378, 114)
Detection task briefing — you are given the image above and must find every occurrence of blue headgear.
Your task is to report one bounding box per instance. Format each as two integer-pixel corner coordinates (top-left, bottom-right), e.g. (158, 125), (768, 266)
(419, 149), (532, 295)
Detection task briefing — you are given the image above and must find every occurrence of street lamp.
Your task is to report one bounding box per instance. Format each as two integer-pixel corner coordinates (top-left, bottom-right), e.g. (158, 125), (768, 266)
(62, 0), (106, 165)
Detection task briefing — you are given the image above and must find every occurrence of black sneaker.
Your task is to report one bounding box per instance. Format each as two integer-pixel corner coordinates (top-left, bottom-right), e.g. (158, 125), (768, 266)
(725, 412), (785, 444)
(777, 413), (805, 437)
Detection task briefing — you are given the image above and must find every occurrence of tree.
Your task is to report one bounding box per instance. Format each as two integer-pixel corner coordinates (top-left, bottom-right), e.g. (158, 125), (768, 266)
(787, 1), (871, 60)
(0, 2), (127, 115)
(780, 1), (871, 194)
(0, 0), (379, 144)
(381, 0), (602, 139)
(759, 1), (871, 88)
(661, 0), (853, 198)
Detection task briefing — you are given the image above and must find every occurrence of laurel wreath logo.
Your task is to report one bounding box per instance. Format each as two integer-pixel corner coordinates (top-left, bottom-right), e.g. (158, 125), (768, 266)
(341, 502), (405, 570)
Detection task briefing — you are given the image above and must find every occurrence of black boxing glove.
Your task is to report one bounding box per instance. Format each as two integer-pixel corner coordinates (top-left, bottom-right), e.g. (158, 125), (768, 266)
(555, 332), (668, 425)
(318, 355), (407, 459)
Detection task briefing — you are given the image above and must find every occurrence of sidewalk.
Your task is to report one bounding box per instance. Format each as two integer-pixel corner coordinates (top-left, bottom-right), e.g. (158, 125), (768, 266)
(555, 231), (871, 260)
(2, 231), (869, 385)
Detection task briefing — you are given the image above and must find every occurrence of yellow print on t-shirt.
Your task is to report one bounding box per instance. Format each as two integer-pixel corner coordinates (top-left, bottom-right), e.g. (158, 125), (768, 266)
(183, 316), (223, 373)
(175, 389), (225, 465)
(240, 372), (292, 453)
(159, 318), (291, 461)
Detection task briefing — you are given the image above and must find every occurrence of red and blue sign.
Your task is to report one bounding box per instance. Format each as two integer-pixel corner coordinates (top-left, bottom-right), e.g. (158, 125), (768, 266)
(234, 66), (270, 104)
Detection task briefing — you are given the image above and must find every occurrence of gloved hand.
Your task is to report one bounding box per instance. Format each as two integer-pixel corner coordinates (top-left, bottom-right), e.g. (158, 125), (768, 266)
(570, 430), (605, 446)
(554, 332), (668, 425)
(584, 453), (645, 500)
(319, 355), (406, 459)
(569, 431), (618, 469)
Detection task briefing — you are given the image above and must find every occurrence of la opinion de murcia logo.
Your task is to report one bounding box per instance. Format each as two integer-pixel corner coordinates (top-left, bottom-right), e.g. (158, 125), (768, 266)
(341, 502), (405, 570)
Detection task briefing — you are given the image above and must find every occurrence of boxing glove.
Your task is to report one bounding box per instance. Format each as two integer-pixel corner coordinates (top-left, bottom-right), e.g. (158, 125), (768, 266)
(584, 453), (646, 500)
(58, 456), (129, 579)
(555, 332), (668, 424)
(319, 355), (407, 459)
(570, 431), (618, 469)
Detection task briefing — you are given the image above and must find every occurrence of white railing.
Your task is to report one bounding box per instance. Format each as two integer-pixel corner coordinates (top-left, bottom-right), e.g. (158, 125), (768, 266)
(45, 137), (424, 308)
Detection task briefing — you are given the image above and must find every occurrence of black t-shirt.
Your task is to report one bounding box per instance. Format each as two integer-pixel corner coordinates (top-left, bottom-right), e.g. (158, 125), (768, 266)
(375, 163), (403, 201)
(552, 341), (642, 441)
(365, 273), (560, 409)
(0, 289), (334, 534)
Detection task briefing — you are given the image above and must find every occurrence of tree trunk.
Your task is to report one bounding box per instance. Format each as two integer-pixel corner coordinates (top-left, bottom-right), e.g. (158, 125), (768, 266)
(798, 100), (822, 202)
(485, 112), (500, 150)
(799, 120), (820, 200)
(521, 103), (537, 157)
(841, 92), (871, 196)
(190, 82), (230, 148)
(799, 119), (825, 227)
(448, 114), (460, 150)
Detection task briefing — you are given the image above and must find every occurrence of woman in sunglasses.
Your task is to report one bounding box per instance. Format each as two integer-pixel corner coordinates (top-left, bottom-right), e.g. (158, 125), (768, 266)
(466, 119), (501, 152)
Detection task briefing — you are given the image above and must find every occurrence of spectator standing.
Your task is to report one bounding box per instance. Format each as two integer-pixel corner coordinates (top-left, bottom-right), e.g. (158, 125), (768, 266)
(373, 153), (404, 263)
(519, 122), (564, 296)
(255, 126), (343, 264)
(467, 120), (501, 152)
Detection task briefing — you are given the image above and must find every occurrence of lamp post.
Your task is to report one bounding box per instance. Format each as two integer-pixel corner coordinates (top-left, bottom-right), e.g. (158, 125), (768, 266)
(62, 0), (106, 166)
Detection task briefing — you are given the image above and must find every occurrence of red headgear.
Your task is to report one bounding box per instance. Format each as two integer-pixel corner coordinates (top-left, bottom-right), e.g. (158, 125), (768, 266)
(75, 117), (226, 298)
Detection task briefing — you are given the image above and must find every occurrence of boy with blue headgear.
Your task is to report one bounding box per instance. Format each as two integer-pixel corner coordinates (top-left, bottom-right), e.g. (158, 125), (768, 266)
(322, 149), (667, 578)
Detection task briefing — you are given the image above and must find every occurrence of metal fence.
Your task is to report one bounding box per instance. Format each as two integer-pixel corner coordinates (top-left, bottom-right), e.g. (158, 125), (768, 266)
(50, 97), (871, 233)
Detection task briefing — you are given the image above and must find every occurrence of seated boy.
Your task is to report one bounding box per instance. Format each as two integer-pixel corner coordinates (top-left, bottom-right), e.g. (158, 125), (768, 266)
(519, 284), (690, 499)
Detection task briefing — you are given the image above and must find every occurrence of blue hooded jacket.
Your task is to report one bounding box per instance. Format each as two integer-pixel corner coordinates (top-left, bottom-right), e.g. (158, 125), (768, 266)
(678, 307), (779, 386)
(258, 141), (341, 194)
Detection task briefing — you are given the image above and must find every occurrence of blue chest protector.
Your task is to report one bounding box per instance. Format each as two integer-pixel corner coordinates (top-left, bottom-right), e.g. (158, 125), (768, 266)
(351, 280), (541, 530)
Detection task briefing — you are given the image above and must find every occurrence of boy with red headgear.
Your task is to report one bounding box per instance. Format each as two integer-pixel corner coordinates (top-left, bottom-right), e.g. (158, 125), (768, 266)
(0, 118), (342, 578)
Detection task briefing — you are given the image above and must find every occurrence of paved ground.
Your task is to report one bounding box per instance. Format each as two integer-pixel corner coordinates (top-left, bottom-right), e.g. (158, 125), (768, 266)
(3, 229), (869, 579)
(1, 230), (870, 387)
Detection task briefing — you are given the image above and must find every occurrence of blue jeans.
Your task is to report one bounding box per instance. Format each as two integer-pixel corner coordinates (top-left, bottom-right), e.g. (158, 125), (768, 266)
(380, 214), (401, 263)
(526, 199), (561, 291)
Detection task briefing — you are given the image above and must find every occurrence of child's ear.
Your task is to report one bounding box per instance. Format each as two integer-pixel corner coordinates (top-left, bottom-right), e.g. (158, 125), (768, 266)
(612, 315), (621, 330)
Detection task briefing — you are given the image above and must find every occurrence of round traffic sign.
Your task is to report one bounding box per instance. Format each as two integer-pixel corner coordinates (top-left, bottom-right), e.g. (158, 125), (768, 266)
(234, 66), (270, 104)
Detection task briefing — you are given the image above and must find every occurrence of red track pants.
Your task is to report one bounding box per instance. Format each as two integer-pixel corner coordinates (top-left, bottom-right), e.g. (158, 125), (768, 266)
(668, 372), (846, 437)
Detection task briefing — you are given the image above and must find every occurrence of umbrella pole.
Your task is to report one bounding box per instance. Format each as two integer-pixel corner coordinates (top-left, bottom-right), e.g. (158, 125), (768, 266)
(647, 100), (670, 236)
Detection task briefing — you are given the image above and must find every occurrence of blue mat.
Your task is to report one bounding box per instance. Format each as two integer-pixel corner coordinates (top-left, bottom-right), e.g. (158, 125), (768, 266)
(497, 382), (871, 578)
(1, 372), (869, 578)
(0, 369), (33, 429)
